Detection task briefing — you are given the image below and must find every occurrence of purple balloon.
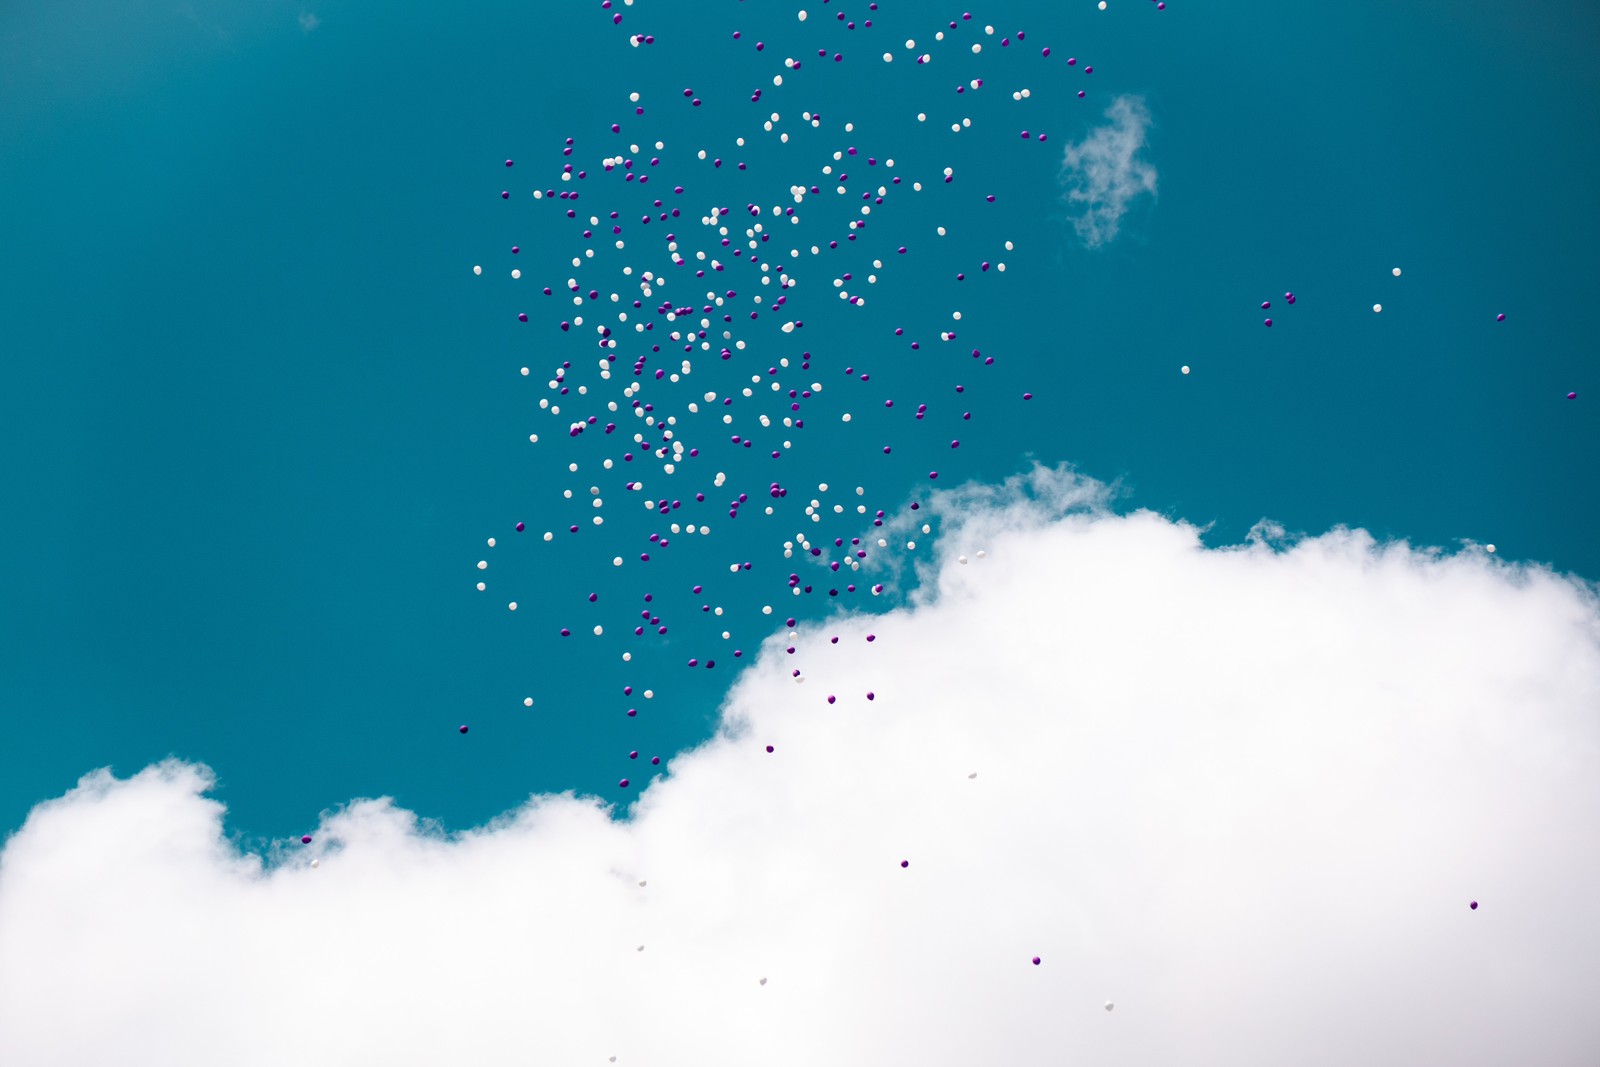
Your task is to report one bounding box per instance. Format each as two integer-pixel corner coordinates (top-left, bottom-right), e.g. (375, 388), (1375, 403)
(301, 835), (313, 845)
(1470, 900), (1479, 910)
(459, 725), (469, 734)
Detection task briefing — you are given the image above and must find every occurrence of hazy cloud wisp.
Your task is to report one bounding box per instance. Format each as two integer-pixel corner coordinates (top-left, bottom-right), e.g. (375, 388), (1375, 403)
(1060, 96), (1158, 248)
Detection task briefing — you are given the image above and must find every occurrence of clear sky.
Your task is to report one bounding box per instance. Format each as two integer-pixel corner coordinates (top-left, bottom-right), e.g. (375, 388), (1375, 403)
(1, 4), (1598, 1061)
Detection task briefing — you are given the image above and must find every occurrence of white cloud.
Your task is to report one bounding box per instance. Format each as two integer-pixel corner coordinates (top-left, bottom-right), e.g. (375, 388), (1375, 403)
(2, 466), (1598, 1066)
(1060, 96), (1158, 248)
(298, 12), (320, 33)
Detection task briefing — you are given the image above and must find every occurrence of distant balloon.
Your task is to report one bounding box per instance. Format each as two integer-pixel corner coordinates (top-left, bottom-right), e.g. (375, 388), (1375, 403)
(300, 835), (312, 845)
(459, 725), (469, 734)
(1470, 900), (1479, 909)
(1031, 956), (1041, 965)
(1104, 1001), (1115, 1012)
(1567, 392), (1578, 400)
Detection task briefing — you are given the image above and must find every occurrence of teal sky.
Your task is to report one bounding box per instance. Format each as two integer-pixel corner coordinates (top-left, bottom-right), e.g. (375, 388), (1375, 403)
(2, 0), (1595, 845)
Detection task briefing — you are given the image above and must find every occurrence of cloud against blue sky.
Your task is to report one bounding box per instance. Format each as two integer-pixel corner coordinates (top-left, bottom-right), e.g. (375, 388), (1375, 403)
(3, 468), (1596, 1067)
(1060, 95), (1158, 247)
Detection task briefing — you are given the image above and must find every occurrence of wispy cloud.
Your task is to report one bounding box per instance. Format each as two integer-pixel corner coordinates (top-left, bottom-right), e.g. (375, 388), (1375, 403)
(298, 12), (321, 33)
(1060, 95), (1158, 248)
(3, 466), (1598, 1065)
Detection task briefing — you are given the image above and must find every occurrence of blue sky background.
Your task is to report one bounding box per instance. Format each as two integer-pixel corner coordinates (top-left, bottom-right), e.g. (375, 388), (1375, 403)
(2, 0), (1595, 845)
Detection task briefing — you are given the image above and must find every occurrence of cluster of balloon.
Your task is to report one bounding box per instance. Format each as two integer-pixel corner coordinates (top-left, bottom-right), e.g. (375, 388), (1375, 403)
(1261, 291), (1293, 328)
(444, 0), (1507, 1006)
(453, 0), (1198, 1000)
(467, 7), (1140, 790)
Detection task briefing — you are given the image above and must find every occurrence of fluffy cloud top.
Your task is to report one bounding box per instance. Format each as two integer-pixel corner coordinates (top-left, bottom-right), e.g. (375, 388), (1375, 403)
(1060, 96), (1159, 248)
(2, 467), (1598, 1066)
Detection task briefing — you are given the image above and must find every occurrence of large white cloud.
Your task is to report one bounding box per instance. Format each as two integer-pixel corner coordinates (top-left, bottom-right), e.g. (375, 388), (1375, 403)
(3, 467), (1598, 1066)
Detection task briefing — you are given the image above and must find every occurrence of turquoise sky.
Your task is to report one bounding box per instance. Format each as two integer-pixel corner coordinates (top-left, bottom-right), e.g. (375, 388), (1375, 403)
(2, 0), (1595, 844)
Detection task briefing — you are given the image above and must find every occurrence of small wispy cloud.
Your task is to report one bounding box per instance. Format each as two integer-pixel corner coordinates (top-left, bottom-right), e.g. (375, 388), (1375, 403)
(1059, 95), (1157, 248)
(298, 12), (321, 33)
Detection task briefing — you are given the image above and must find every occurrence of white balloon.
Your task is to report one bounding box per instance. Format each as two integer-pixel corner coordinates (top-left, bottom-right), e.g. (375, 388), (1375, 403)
(1104, 1001), (1115, 1011)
